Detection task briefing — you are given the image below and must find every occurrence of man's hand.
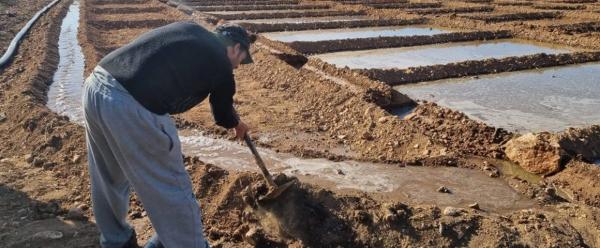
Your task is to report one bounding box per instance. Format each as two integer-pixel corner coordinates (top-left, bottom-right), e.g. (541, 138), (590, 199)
(234, 121), (249, 140)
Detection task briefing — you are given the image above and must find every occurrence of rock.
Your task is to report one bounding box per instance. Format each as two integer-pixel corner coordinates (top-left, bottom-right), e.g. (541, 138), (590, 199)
(77, 203), (89, 211)
(377, 117), (388, 123)
(43, 162), (56, 170)
(382, 212), (398, 223)
(443, 207), (462, 216)
(437, 186), (451, 193)
(129, 211), (142, 219)
(65, 207), (86, 221)
(24, 154), (34, 163)
(32, 158), (44, 167)
(32, 230), (63, 240)
(72, 154), (82, 163)
(504, 133), (565, 176)
(243, 227), (265, 246)
(468, 203), (480, 210)
(336, 169), (345, 175)
(0, 112), (6, 122)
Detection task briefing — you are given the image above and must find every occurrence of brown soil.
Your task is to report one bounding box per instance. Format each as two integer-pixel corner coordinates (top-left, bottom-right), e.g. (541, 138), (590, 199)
(0, 0), (53, 54)
(1, 0), (600, 247)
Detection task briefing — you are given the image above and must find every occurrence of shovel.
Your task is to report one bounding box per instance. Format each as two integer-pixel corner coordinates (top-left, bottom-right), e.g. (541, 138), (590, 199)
(244, 134), (295, 201)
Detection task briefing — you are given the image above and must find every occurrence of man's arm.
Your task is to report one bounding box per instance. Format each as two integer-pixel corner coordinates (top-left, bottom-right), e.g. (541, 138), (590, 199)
(209, 75), (249, 139)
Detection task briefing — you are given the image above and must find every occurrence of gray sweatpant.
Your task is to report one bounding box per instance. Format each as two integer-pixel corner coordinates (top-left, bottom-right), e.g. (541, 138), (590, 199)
(82, 66), (208, 248)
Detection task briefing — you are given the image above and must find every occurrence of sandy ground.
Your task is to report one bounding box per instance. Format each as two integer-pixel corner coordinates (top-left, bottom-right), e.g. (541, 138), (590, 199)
(0, 0), (599, 247)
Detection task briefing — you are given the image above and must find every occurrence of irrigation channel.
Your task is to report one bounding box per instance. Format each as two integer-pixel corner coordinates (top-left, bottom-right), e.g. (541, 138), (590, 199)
(45, 0), (535, 213)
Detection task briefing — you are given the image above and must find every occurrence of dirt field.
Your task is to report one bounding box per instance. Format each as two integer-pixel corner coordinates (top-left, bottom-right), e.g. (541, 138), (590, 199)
(1, 0), (600, 247)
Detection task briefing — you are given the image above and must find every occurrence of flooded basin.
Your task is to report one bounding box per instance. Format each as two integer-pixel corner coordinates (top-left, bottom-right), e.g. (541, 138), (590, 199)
(263, 25), (451, 42)
(313, 39), (573, 69)
(395, 63), (600, 133)
(230, 15), (371, 24)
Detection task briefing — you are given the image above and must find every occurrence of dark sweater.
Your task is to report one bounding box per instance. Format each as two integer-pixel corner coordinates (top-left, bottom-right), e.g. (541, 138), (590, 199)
(99, 21), (239, 128)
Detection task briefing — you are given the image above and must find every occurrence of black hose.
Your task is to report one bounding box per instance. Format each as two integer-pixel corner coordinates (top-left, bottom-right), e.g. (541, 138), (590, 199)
(0, 0), (62, 69)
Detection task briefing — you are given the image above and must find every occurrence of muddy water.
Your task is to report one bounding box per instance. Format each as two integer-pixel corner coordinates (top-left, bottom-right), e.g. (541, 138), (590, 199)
(263, 25), (451, 42)
(395, 63), (600, 133)
(179, 130), (534, 212)
(47, 0), (85, 125)
(230, 15), (371, 24)
(46, 1), (535, 213)
(314, 39), (573, 69)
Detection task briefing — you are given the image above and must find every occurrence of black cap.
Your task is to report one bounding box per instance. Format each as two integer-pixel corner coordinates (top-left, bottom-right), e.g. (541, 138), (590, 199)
(214, 23), (253, 64)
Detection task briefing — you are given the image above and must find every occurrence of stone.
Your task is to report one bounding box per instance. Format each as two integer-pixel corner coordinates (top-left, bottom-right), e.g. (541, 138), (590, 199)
(33, 230), (63, 240)
(71, 154), (82, 163)
(65, 207), (86, 221)
(32, 158), (44, 167)
(243, 227), (265, 246)
(468, 203), (480, 210)
(443, 207), (462, 217)
(504, 133), (565, 176)
(437, 186), (451, 194)
(0, 112), (6, 122)
(77, 203), (89, 211)
(24, 154), (34, 163)
(43, 162), (56, 170)
(336, 169), (345, 175)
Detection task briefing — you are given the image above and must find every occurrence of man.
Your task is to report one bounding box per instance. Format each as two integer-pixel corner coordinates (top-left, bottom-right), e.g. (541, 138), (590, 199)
(82, 22), (253, 248)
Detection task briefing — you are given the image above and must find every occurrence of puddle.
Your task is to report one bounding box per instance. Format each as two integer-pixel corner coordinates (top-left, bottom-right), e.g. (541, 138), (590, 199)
(395, 63), (600, 133)
(313, 39), (573, 69)
(230, 15), (371, 24)
(47, 0), (85, 125)
(45, 1), (535, 212)
(179, 130), (534, 212)
(263, 25), (451, 42)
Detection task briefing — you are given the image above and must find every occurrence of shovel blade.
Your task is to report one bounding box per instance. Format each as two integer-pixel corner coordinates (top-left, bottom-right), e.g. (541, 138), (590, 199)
(258, 180), (296, 201)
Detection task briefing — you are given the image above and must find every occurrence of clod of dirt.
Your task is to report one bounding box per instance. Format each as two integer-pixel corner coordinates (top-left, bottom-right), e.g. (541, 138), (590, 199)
(504, 132), (567, 176)
(443, 207), (463, 216)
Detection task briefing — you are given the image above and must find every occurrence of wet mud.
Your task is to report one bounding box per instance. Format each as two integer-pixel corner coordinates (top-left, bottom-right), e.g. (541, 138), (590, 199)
(238, 18), (425, 32)
(208, 10), (365, 21)
(352, 51), (600, 85)
(461, 11), (563, 23)
(287, 30), (512, 54)
(189, 4), (329, 12)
